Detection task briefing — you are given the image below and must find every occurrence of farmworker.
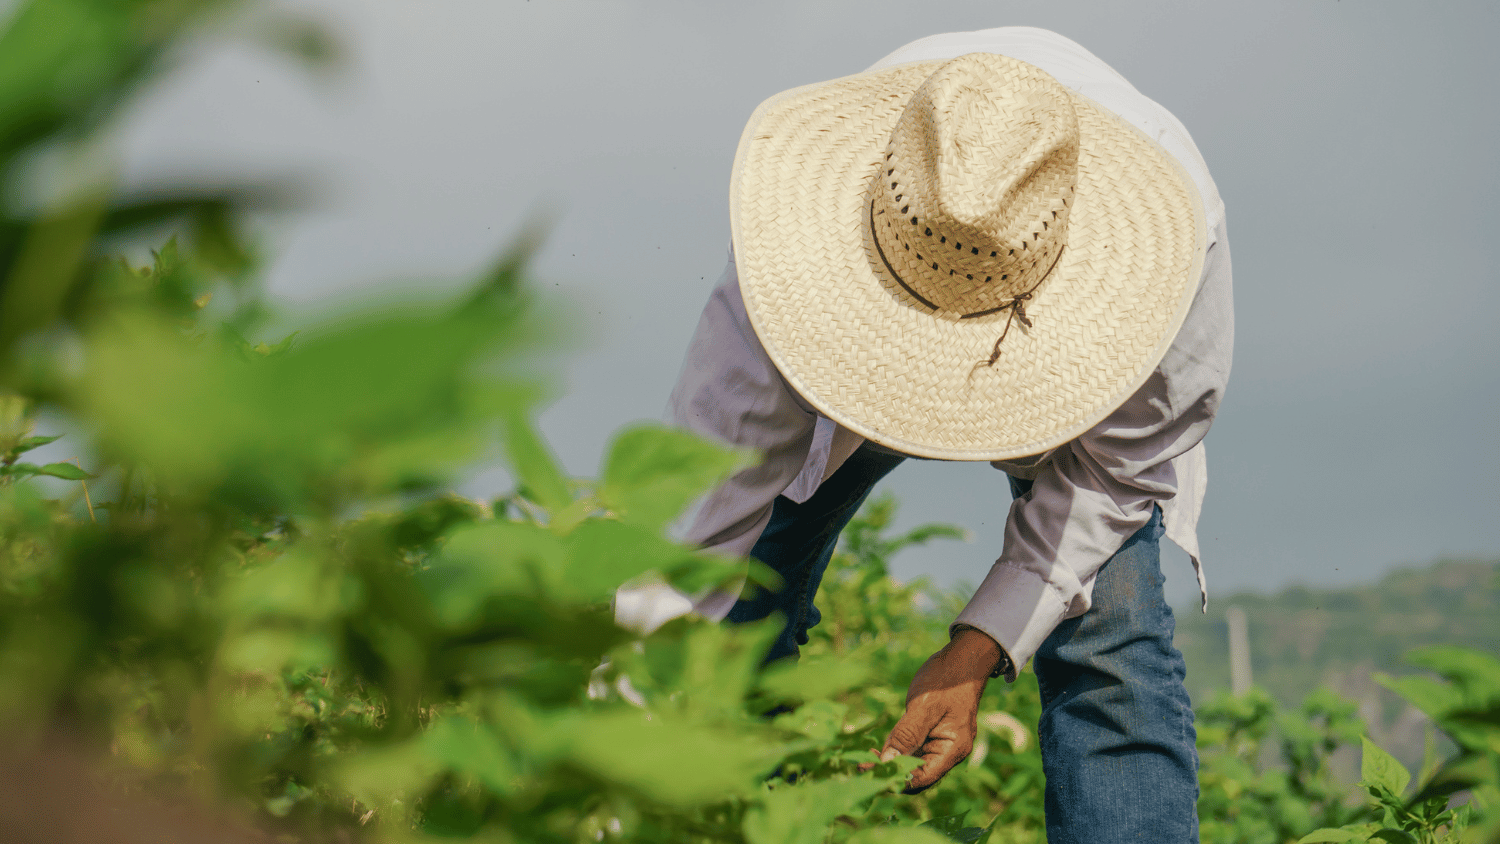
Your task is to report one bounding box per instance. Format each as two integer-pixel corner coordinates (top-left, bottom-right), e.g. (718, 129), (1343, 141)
(616, 26), (1231, 844)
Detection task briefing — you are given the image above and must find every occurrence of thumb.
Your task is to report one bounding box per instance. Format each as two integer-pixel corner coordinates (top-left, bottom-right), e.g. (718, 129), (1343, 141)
(880, 705), (937, 763)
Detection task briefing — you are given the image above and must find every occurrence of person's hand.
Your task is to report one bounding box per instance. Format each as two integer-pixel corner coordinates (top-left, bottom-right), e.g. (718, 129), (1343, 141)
(878, 627), (1003, 793)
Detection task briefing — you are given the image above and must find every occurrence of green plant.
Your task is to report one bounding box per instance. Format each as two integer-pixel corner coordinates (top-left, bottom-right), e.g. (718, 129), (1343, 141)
(1296, 647), (1500, 844)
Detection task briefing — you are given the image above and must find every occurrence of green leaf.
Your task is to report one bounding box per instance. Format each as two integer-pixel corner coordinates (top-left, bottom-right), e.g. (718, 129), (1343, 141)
(502, 410), (571, 513)
(1296, 830), (1365, 843)
(920, 814), (986, 842)
(420, 520), (564, 625)
(759, 654), (873, 703)
(554, 710), (780, 808)
(1361, 736), (1411, 799)
(562, 519), (702, 603)
(6, 434), (60, 457)
(1368, 830), (1419, 844)
(599, 424), (751, 530)
(744, 776), (897, 844)
(34, 461), (90, 480)
(844, 826), (954, 844)
(1404, 646), (1500, 699)
(421, 716), (522, 796)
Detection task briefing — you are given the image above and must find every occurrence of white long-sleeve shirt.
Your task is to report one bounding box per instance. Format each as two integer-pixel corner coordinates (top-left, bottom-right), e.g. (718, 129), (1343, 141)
(617, 27), (1234, 680)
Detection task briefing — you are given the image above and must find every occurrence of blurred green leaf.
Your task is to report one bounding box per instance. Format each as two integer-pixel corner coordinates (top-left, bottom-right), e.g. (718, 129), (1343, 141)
(1297, 829), (1368, 843)
(844, 829), (956, 844)
(502, 409), (571, 514)
(599, 423), (751, 530)
(562, 519), (703, 603)
(556, 710), (779, 808)
(420, 520), (564, 626)
(744, 775), (896, 844)
(759, 654), (873, 703)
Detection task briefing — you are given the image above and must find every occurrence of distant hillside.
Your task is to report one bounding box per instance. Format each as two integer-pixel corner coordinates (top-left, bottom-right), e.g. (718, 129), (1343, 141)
(1174, 557), (1499, 759)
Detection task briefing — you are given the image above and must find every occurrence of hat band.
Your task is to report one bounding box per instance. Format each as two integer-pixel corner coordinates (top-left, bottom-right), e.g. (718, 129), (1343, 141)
(870, 198), (1004, 319)
(870, 198), (1064, 366)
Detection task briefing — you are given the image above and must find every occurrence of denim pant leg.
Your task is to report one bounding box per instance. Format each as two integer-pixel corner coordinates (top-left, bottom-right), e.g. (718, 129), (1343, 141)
(1031, 504), (1199, 844)
(727, 444), (905, 663)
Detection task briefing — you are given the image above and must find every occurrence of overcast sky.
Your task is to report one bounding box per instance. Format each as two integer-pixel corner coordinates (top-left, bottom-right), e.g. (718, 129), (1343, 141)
(115, 0), (1499, 608)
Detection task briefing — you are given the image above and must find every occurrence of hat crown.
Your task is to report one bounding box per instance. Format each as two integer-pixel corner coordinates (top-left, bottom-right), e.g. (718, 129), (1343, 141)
(872, 54), (1078, 315)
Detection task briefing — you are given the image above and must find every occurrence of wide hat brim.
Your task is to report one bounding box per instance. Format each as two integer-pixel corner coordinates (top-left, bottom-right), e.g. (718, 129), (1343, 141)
(730, 56), (1208, 461)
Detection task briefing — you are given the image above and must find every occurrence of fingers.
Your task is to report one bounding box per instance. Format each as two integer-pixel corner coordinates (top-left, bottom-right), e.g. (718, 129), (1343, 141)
(879, 699), (972, 793)
(879, 707), (930, 762)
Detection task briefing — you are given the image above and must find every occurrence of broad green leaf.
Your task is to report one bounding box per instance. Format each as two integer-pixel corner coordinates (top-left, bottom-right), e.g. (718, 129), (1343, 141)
(760, 655), (873, 703)
(920, 813), (986, 842)
(744, 776), (896, 844)
(33, 461), (90, 480)
(599, 424), (751, 530)
(1368, 830), (1419, 844)
(772, 699), (850, 744)
(562, 519), (702, 603)
(420, 520), (564, 625)
(1297, 829), (1368, 843)
(1404, 646), (1500, 699)
(502, 410), (571, 513)
(334, 738), (446, 809)
(554, 710), (779, 808)
(421, 716), (522, 796)
(220, 545), (361, 623)
(842, 824), (954, 844)
(1361, 736), (1411, 799)
(1376, 672), (1462, 724)
(0, 0), (132, 152)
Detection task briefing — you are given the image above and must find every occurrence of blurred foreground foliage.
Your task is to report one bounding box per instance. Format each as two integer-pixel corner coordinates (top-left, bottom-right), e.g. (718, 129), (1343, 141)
(1, 1), (1498, 843)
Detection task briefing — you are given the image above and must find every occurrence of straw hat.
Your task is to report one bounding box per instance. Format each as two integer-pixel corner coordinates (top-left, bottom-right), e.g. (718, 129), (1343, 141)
(730, 53), (1207, 460)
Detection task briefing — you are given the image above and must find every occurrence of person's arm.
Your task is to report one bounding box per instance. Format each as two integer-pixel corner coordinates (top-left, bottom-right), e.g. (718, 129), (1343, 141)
(614, 257), (819, 632)
(881, 224), (1233, 791)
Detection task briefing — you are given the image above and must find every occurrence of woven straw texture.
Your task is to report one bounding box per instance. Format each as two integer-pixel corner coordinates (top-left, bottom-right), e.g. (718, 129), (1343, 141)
(731, 54), (1206, 461)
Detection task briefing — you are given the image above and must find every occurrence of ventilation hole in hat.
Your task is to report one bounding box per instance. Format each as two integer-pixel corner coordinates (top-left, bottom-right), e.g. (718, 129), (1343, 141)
(931, 262), (939, 270)
(985, 276), (992, 282)
(1043, 221), (1048, 230)
(966, 274), (973, 280)
(949, 269), (955, 275)
(1008, 249), (1013, 256)
(895, 194), (902, 201)
(901, 206), (909, 214)
(972, 248), (980, 255)
(925, 228), (932, 236)
(939, 236), (946, 244)
(911, 217), (918, 225)
(891, 182), (897, 189)
(1002, 275), (1008, 280)
(887, 169), (894, 176)
(955, 242), (962, 250)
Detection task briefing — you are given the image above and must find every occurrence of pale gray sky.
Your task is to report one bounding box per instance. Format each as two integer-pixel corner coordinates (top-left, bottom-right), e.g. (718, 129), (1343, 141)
(116, 1), (1500, 607)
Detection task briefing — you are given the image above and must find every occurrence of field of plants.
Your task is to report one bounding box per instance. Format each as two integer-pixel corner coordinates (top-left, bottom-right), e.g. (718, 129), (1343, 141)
(1, 1), (1497, 842)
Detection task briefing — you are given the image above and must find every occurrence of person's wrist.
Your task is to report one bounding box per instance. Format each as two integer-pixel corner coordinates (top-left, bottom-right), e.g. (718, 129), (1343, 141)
(950, 623), (1011, 679)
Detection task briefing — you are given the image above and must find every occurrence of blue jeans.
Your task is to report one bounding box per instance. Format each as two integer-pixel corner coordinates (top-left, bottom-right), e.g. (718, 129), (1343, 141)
(728, 445), (1199, 844)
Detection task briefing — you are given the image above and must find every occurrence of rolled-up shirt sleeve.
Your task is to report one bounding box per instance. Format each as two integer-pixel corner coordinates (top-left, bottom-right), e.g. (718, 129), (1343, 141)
(955, 222), (1233, 680)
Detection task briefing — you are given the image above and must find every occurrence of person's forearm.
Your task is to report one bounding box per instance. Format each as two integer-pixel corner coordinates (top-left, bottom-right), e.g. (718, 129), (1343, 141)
(946, 625), (1010, 682)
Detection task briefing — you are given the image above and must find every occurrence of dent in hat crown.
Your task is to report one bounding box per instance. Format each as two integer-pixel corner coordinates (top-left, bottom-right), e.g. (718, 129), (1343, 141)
(871, 53), (1079, 316)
